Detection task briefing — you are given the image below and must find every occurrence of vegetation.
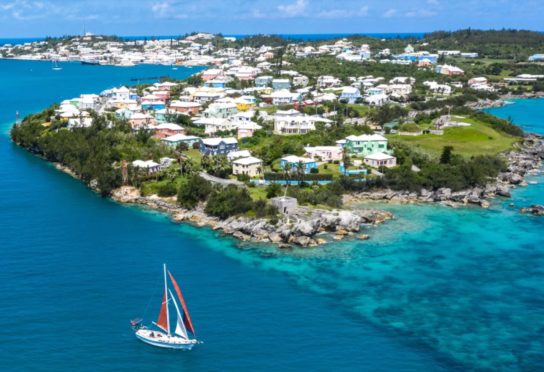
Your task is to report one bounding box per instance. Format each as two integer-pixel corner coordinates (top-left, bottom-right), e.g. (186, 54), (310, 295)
(11, 108), (172, 196)
(177, 174), (213, 209)
(388, 117), (520, 157)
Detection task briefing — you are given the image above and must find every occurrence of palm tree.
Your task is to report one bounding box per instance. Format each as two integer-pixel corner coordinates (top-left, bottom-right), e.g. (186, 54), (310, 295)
(296, 161), (305, 182)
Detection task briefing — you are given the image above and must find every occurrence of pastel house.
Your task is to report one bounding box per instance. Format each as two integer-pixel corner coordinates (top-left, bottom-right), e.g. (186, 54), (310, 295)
(237, 121), (262, 139)
(272, 78), (291, 90)
(153, 123), (185, 139)
(199, 137), (239, 156)
(255, 76), (273, 87)
(232, 157), (263, 177)
(203, 102), (238, 119)
(280, 155), (318, 174)
(342, 134), (388, 156)
(161, 134), (200, 148)
(364, 152), (397, 168)
(339, 87), (362, 103)
(169, 101), (202, 115)
(304, 146), (343, 162)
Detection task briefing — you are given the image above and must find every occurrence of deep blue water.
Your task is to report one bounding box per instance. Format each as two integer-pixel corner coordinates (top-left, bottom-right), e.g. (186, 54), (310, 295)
(0, 33), (424, 46)
(0, 60), (543, 371)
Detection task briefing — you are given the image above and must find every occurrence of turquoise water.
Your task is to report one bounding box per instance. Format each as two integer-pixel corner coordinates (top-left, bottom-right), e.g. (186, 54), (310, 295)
(484, 98), (544, 134)
(0, 60), (543, 371)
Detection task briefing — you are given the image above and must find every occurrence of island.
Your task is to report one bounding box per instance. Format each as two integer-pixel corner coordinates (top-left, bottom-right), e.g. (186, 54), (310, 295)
(10, 30), (544, 247)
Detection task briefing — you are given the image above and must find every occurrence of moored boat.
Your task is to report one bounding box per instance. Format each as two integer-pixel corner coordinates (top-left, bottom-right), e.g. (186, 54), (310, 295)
(131, 264), (199, 350)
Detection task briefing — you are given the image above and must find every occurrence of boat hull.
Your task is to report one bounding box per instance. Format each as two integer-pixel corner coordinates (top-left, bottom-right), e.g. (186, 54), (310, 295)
(135, 329), (197, 350)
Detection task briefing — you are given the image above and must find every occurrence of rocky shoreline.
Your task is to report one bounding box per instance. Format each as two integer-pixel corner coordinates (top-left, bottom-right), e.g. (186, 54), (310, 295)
(345, 135), (544, 209)
(112, 187), (393, 248)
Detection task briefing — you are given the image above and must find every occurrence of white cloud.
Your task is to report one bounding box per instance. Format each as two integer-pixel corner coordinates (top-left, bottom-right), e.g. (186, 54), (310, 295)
(277, 0), (307, 17)
(427, 0), (439, 5)
(383, 8), (397, 18)
(316, 5), (369, 18)
(406, 9), (437, 17)
(0, 0), (95, 21)
(150, 1), (188, 19)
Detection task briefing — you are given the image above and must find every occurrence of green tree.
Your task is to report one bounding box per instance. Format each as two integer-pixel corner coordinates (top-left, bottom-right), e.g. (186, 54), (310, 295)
(440, 146), (454, 164)
(205, 185), (253, 219)
(177, 174), (212, 209)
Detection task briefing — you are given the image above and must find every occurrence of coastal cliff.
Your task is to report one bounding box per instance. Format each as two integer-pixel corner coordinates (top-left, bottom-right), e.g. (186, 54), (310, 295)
(112, 187), (393, 247)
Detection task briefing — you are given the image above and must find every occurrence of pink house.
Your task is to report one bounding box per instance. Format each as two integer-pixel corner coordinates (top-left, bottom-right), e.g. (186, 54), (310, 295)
(304, 146), (343, 162)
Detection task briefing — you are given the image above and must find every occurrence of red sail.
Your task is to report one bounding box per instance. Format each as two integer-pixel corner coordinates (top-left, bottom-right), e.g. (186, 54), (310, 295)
(168, 271), (196, 336)
(156, 291), (169, 332)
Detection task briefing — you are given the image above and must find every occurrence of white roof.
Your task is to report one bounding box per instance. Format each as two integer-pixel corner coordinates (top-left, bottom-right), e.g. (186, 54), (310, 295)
(233, 156), (263, 165)
(304, 146), (342, 152)
(365, 152), (395, 160)
(154, 123), (183, 131)
(170, 101), (201, 108)
(281, 155), (315, 164)
(237, 121), (262, 130)
(346, 134), (387, 142)
(162, 134), (199, 142)
(132, 160), (160, 168)
(201, 137), (238, 146)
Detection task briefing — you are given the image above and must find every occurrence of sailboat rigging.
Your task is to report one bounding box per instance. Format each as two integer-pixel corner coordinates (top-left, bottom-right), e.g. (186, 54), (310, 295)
(131, 264), (200, 350)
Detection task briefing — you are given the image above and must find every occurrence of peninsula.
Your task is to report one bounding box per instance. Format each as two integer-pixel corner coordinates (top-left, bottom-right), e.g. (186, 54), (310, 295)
(10, 30), (544, 247)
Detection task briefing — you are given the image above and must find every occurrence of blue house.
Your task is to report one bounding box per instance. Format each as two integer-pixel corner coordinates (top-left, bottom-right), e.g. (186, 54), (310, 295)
(272, 78), (291, 90)
(204, 79), (227, 89)
(255, 76), (273, 88)
(340, 87), (362, 103)
(396, 53), (438, 64)
(141, 102), (166, 111)
(280, 155), (318, 174)
(199, 137), (239, 156)
(529, 54), (544, 62)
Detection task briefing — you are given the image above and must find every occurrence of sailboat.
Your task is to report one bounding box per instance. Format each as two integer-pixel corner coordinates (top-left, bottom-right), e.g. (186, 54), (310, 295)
(52, 60), (62, 71)
(132, 264), (199, 350)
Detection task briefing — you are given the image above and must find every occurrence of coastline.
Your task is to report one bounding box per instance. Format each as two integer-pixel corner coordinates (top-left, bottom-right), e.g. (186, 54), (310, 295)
(111, 187), (393, 247)
(345, 134), (544, 208)
(51, 162), (393, 248)
(47, 132), (544, 248)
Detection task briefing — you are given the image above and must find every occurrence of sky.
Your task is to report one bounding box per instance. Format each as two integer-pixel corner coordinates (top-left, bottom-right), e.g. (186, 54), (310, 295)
(0, 0), (543, 37)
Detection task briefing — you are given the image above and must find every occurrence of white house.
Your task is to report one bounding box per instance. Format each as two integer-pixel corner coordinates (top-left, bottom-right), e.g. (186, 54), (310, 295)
(317, 75), (342, 88)
(364, 152), (397, 168)
(304, 146), (343, 162)
(270, 89), (301, 105)
(203, 102), (238, 119)
(132, 160), (161, 173)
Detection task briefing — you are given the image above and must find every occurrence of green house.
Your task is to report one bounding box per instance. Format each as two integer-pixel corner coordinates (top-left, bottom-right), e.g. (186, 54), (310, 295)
(342, 135), (388, 156)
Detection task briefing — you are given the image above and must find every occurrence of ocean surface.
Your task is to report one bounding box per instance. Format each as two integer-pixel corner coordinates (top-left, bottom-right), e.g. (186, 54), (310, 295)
(0, 33), (425, 46)
(0, 61), (543, 371)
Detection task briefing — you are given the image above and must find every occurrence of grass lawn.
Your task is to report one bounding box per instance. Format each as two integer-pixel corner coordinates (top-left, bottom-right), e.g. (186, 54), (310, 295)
(182, 149), (203, 165)
(347, 104), (371, 117)
(388, 118), (520, 158)
(248, 186), (268, 201)
(318, 162), (342, 178)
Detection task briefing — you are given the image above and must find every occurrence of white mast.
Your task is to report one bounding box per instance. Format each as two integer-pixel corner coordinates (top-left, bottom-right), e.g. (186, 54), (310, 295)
(163, 263), (170, 336)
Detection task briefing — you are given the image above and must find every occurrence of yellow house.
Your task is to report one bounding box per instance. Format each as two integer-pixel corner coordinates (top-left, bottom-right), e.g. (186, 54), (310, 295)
(235, 97), (256, 112)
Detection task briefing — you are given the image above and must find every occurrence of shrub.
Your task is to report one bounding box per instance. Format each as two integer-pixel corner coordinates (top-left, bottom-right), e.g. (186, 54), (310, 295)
(266, 182), (282, 198)
(205, 185), (253, 219)
(177, 174), (212, 209)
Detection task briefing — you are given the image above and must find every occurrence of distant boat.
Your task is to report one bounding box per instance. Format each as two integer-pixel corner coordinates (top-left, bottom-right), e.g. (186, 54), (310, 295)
(81, 58), (100, 66)
(52, 60), (62, 71)
(131, 264), (199, 350)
